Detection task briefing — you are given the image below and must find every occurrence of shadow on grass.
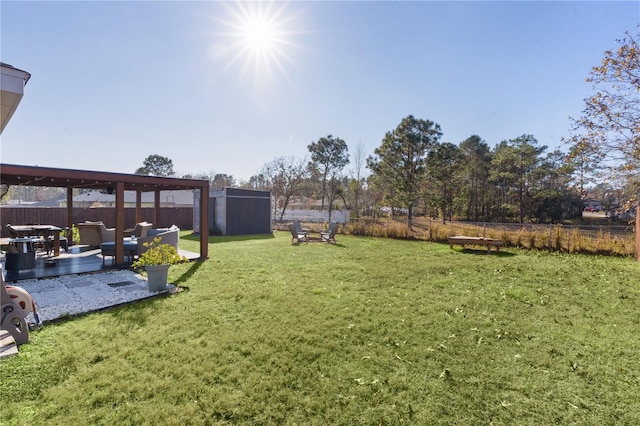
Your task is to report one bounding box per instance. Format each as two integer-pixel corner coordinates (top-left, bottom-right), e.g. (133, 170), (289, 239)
(180, 233), (275, 244)
(174, 259), (205, 287)
(42, 284), (177, 327)
(456, 248), (517, 257)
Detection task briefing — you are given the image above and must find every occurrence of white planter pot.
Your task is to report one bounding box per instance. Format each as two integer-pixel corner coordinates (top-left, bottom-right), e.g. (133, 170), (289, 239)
(145, 264), (170, 292)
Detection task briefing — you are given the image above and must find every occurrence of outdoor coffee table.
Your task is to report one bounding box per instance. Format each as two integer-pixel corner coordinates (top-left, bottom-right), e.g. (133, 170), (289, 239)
(100, 239), (138, 265)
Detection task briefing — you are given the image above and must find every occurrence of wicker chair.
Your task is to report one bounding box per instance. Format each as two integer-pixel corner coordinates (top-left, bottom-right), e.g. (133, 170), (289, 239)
(77, 221), (115, 248)
(123, 222), (153, 238)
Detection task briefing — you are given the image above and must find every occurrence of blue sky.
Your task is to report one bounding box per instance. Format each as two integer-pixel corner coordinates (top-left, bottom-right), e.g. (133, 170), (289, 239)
(1, 1), (638, 182)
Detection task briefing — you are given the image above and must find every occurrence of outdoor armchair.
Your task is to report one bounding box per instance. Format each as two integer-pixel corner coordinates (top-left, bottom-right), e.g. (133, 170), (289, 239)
(123, 222), (153, 238)
(320, 223), (338, 244)
(289, 224), (307, 243)
(77, 221), (115, 247)
(293, 221), (309, 238)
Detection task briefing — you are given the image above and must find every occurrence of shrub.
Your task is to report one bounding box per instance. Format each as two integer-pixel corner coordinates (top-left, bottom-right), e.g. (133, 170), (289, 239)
(131, 237), (187, 270)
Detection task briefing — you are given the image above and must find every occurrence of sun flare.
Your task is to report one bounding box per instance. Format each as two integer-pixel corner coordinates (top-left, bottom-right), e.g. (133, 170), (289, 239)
(241, 16), (278, 53)
(212, 1), (299, 86)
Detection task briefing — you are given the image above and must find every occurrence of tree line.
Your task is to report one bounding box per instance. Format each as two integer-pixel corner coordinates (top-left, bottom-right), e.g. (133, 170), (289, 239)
(242, 127), (585, 226)
(131, 30), (637, 227)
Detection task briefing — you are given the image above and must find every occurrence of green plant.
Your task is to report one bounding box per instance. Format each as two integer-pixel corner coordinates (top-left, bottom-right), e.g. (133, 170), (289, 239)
(131, 237), (186, 270)
(70, 224), (80, 244)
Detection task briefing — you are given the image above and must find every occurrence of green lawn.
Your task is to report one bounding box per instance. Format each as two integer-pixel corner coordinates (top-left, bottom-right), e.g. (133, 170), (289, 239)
(2, 232), (639, 425)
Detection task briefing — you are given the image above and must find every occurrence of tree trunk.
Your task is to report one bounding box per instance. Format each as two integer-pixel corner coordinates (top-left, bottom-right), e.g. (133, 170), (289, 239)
(636, 204), (640, 262)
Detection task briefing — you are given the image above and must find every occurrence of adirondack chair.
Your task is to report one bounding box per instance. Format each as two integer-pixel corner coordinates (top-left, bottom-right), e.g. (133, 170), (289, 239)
(293, 221), (309, 238)
(289, 224), (307, 243)
(320, 223), (338, 244)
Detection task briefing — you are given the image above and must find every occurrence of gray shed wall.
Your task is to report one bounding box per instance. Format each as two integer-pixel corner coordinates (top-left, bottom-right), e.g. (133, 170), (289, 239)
(193, 188), (271, 236)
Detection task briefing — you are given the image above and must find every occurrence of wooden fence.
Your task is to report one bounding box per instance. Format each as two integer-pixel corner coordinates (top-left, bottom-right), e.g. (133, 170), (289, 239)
(0, 207), (193, 238)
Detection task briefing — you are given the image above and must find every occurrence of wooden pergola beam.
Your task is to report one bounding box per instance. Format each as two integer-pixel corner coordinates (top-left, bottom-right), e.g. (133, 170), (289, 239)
(0, 163), (210, 263)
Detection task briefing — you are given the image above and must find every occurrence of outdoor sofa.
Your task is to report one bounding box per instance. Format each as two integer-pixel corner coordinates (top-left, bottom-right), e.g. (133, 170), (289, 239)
(135, 225), (180, 257)
(99, 225), (180, 264)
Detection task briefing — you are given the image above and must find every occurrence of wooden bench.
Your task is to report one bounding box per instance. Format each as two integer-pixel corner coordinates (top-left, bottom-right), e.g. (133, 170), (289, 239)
(448, 236), (503, 253)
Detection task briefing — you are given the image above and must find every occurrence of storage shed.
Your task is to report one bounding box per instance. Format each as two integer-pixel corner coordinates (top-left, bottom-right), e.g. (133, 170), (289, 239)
(194, 188), (272, 236)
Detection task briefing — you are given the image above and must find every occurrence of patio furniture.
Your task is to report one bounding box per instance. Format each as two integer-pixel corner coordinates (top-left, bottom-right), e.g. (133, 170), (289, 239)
(289, 224), (307, 243)
(320, 223), (338, 244)
(135, 226), (180, 256)
(77, 221), (115, 248)
(7, 224), (65, 256)
(100, 239), (138, 265)
(45, 234), (68, 255)
(6, 224), (20, 238)
(123, 222), (153, 238)
(6, 224), (45, 251)
(294, 221), (309, 238)
(4, 238), (37, 271)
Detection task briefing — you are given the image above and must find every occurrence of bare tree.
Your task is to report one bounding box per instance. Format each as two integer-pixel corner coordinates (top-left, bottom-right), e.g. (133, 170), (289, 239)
(348, 141), (367, 218)
(262, 156), (308, 221)
(566, 30), (639, 208)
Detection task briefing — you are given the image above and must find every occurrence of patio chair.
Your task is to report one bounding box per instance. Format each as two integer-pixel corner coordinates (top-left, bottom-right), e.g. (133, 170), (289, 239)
(4, 237), (37, 271)
(123, 222), (153, 238)
(77, 221), (115, 247)
(289, 224), (307, 243)
(1, 268), (30, 345)
(6, 224), (19, 238)
(294, 221), (309, 238)
(320, 223), (338, 244)
(44, 228), (69, 255)
(6, 224), (42, 247)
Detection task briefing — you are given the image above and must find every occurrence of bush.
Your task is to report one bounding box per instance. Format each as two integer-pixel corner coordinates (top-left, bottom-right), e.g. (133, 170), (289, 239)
(131, 237), (187, 270)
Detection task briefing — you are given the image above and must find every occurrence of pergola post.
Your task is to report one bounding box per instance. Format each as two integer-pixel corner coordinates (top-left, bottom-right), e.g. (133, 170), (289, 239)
(154, 191), (160, 225)
(200, 188), (209, 260)
(135, 190), (142, 224)
(66, 188), (73, 244)
(115, 182), (125, 266)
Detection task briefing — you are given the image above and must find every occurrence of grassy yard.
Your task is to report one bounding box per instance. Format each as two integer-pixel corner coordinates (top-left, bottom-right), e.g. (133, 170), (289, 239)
(2, 232), (639, 425)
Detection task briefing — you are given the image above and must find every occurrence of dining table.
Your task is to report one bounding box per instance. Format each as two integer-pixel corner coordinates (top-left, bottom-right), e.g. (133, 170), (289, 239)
(9, 225), (64, 256)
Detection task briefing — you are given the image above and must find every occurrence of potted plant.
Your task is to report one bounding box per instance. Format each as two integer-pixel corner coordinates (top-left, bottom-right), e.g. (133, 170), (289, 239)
(131, 237), (187, 291)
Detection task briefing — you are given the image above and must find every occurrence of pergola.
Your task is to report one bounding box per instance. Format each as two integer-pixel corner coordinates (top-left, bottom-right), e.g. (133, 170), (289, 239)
(0, 163), (209, 265)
